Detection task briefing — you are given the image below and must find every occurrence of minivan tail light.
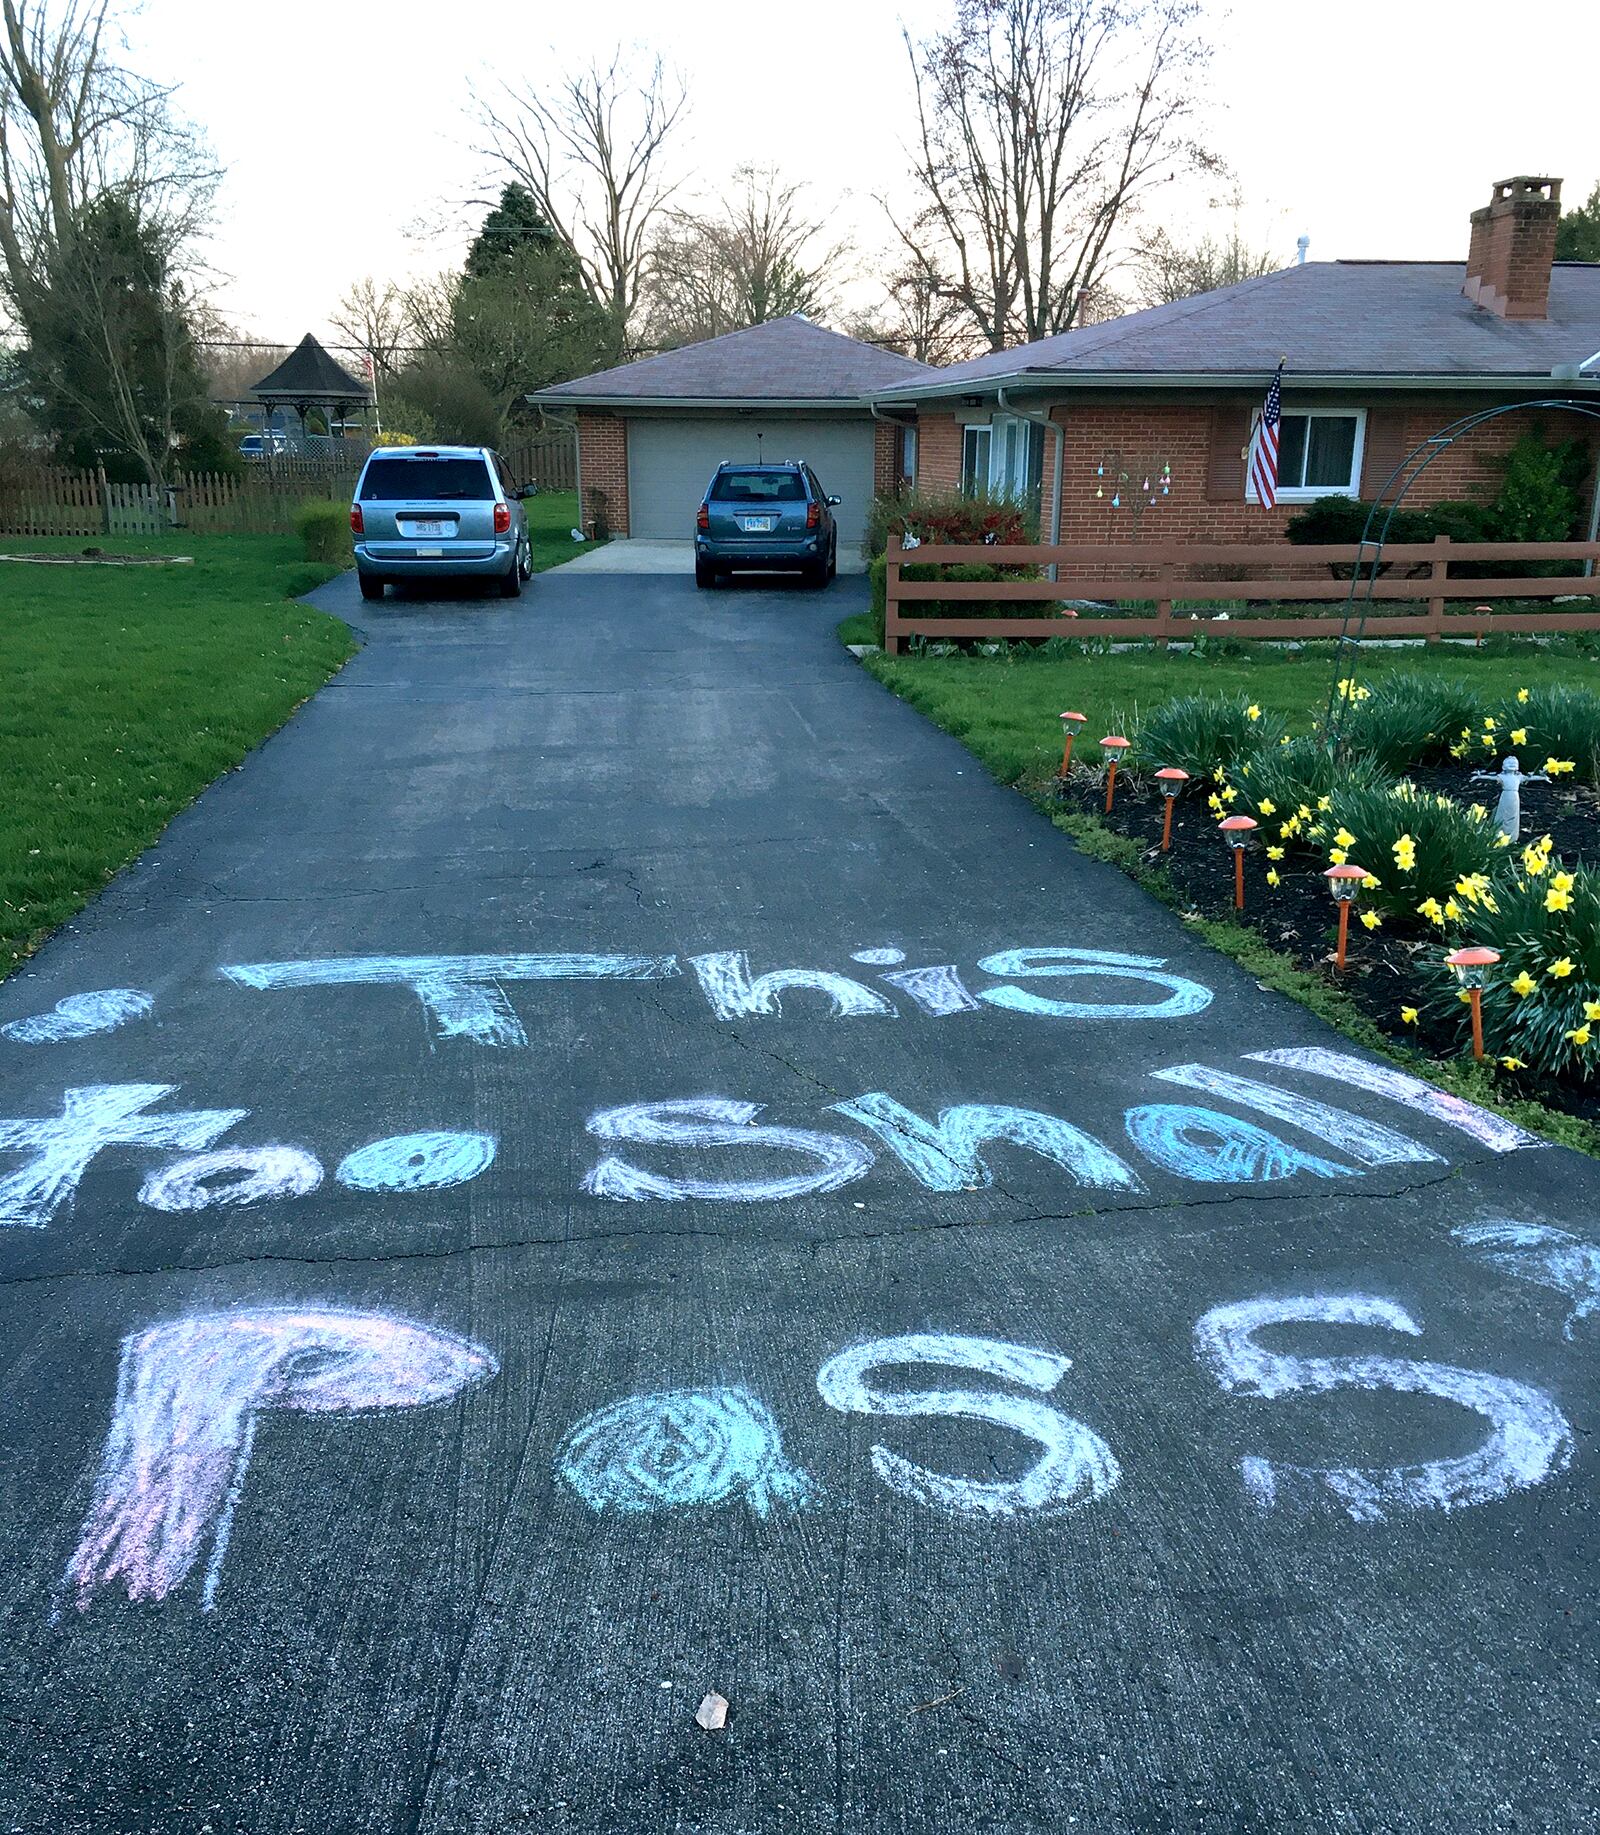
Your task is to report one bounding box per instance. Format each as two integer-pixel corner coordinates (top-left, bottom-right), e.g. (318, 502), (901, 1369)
(349, 504), (364, 535)
(493, 501), (511, 534)
(806, 500), (820, 529)
(697, 502), (709, 531)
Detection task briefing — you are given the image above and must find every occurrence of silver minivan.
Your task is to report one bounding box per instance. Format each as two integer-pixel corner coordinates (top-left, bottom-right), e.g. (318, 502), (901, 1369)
(351, 446), (532, 601)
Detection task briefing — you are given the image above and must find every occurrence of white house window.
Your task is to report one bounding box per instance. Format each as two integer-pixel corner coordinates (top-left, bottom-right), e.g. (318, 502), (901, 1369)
(900, 424), (918, 486)
(961, 424), (991, 494)
(963, 414), (1044, 500)
(1249, 407), (1366, 501)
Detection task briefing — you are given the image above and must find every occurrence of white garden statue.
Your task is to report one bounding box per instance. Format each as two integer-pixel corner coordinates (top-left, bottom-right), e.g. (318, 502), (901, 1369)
(1470, 755), (1547, 843)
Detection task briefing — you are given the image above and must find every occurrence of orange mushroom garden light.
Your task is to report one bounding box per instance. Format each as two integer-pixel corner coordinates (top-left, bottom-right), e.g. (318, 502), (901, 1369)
(1058, 710), (1088, 779)
(1100, 736), (1130, 813)
(1446, 945), (1501, 1062)
(1324, 864), (1367, 971)
(1155, 768), (1188, 850)
(1219, 814), (1257, 909)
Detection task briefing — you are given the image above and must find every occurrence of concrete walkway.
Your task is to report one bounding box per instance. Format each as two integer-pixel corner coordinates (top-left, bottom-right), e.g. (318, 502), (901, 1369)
(0, 565), (1594, 1833)
(563, 536), (868, 574)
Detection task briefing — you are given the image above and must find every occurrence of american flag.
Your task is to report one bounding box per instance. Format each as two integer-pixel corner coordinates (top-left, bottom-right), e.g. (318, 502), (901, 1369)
(1249, 363), (1283, 508)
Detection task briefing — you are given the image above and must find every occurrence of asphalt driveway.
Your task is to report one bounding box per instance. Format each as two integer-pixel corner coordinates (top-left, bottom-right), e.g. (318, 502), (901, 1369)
(0, 566), (1594, 1834)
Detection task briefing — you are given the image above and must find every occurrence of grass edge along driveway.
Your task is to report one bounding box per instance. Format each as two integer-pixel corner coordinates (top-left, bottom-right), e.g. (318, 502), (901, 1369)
(844, 625), (1600, 1157)
(0, 532), (355, 979)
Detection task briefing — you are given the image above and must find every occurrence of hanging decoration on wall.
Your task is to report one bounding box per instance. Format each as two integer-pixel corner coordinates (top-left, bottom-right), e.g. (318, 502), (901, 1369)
(1093, 451), (1176, 536)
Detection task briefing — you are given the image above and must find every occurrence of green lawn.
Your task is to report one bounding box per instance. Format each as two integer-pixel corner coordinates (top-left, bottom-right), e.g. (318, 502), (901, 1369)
(855, 639), (1600, 786)
(0, 532), (355, 976)
(526, 489), (597, 571)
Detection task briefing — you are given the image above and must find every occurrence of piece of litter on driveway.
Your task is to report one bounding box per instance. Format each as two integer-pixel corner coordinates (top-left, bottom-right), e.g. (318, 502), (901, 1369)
(695, 1691), (729, 1731)
(909, 1686), (968, 1714)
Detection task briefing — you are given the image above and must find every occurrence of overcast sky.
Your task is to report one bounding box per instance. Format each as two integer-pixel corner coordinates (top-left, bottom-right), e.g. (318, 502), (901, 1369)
(121, 0), (1593, 354)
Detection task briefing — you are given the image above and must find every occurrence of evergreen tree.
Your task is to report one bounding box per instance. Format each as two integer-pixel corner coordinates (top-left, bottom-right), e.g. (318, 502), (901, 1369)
(464, 183), (557, 279)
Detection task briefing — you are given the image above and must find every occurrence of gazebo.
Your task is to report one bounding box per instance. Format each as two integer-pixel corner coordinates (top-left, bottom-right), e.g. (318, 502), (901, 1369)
(249, 333), (375, 445)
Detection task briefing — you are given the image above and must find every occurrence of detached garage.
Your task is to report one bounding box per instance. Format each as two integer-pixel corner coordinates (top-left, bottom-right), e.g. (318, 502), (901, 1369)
(529, 316), (930, 549)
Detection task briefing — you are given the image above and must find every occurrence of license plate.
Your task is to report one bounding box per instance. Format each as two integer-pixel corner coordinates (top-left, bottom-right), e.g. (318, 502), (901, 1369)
(415, 547), (443, 558)
(406, 518), (450, 536)
(740, 516), (774, 533)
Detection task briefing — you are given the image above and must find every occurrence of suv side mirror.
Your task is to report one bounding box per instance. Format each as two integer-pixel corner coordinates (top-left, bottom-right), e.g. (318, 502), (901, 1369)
(826, 495), (841, 506)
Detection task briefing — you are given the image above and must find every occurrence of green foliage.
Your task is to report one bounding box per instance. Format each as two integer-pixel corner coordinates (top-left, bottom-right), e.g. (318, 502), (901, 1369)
(0, 532), (353, 977)
(1555, 181), (1600, 262)
(1425, 852), (1600, 1080)
(1236, 733), (1390, 825)
(18, 194), (227, 486)
(464, 183), (559, 281)
(1126, 692), (1286, 776)
(295, 501), (352, 567)
(1483, 683), (1600, 782)
(278, 562), (341, 598)
(1283, 495), (1432, 546)
(1339, 672), (1486, 772)
(1480, 429), (1589, 548)
(1321, 780), (1504, 918)
(865, 487), (1037, 558)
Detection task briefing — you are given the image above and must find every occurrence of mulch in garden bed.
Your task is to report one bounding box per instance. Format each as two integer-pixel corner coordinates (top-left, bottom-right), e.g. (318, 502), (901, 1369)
(1052, 766), (1600, 1125)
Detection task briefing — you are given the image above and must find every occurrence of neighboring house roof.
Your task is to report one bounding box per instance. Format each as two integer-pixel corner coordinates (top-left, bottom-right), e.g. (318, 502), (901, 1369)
(532, 314), (932, 407)
(880, 262), (1600, 398)
(250, 333), (373, 402)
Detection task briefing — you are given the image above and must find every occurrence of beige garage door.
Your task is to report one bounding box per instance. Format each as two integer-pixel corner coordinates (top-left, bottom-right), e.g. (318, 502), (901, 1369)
(626, 416), (876, 544)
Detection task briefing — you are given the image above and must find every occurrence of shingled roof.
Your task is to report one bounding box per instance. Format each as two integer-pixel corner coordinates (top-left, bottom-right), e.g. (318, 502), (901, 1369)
(532, 314), (932, 406)
(880, 262), (1600, 397)
(250, 333), (373, 402)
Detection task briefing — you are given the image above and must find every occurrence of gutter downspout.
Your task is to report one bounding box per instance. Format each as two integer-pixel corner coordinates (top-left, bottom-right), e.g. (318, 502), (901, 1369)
(998, 385), (1062, 582)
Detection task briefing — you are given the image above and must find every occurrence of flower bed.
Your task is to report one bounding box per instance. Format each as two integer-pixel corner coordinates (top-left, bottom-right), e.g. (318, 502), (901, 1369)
(1054, 680), (1600, 1122)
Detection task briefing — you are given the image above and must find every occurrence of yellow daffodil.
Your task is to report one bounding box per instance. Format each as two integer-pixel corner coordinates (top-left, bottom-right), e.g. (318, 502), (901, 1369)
(1297, 804), (1312, 820)
(1549, 957), (1576, 979)
(1213, 766), (1227, 784)
(1221, 785), (1238, 802)
(1258, 798), (1276, 816)
(1548, 758), (1576, 777)
(1511, 728), (1527, 746)
(1267, 845), (1284, 860)
(1334, 828), (1356, 849)
(1444, 898), (1462, 920)
(1553, 871), (1575, 892)
(1522, 847), (1548, 876)
(1240, 763), (1251, 777)
(1360, 911), (1381, 930)
(1329, 847), (1348, 865)
(1517, 687), (1530, 703)
(1400, 1006), (1419, 1024)
(1316, 796), (1331, 812)
(1207, 794), (1223, 813)
(1483, 717), (1497, 732)
(1501, 1056), (1526, 1070)
(1511, 970), (1537, 997)
(1568, 1025), (1592, 1047)
(1585, 1001), (1600, 1023)
(1546, 887), (1572, 912)
(1417, 897), (1444, 925)
(1265, 868), (1281, 887)
(1246, 704), (1261, 721)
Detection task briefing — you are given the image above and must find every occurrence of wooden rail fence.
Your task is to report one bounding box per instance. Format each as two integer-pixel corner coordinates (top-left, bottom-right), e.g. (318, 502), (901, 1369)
(0, 431), (576, 539)
(883, 535), (1600, 654)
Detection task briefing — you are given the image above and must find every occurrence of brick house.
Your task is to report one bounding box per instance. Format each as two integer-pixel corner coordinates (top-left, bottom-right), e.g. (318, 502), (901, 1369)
(872, 177), (1600, 546)
(529, 316), (931, 547)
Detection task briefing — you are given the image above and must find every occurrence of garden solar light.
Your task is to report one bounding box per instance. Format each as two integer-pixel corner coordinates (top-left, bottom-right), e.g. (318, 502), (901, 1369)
(1219, 815), (1257, 909)
(1058, 710), (1087, 779)
(1446, 945), (1501, 1062)
(1324, 863), (1366, 972)
(1155, 768), (1188, 851)
(1100, 736), (1130, 813)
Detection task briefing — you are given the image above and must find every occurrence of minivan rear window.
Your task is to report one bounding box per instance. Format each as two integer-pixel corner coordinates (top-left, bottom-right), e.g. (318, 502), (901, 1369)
(360, 457), (494, 501)
(710, 470), (806, 503)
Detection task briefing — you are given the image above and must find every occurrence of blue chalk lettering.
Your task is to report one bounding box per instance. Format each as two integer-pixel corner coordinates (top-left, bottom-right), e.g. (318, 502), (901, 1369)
(220, 953), (681, 1047)
(0, 1085), (248, 1229)
(1149, 1063), (1441, 1167)
(830, 1092), (1141, 1192)
(851, 948), (906, 965)
(689, 951), (896, 1020)
(336, 1130), (498, 1193)
(2, 989), (154, 1044)
(1124, 1103), (1353, 1184)
(975, 947), (1213, 1021)
(557, 1386), (813, 1516)
(1453, 1221), (1600, 1341)
(1194, 1292), (1573, 1520)
(583, 1098), (874, 1203)
(816, 1333), (1120, 1518)
(141, 1146), (323, 1212)
(879, 964), (982, 1016)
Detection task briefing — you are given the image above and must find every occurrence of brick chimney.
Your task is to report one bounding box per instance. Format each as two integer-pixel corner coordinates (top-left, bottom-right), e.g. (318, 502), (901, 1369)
(1463, 176), (1562, 320)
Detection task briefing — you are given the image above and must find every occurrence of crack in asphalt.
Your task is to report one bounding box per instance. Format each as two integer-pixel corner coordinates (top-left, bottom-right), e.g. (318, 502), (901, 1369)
(0, 1157), (1481, 1291)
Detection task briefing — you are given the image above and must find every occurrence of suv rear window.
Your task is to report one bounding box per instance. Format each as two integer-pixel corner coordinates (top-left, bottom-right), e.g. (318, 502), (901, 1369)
(710, 470), (806, 503)
(360, 457), (494, 501)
